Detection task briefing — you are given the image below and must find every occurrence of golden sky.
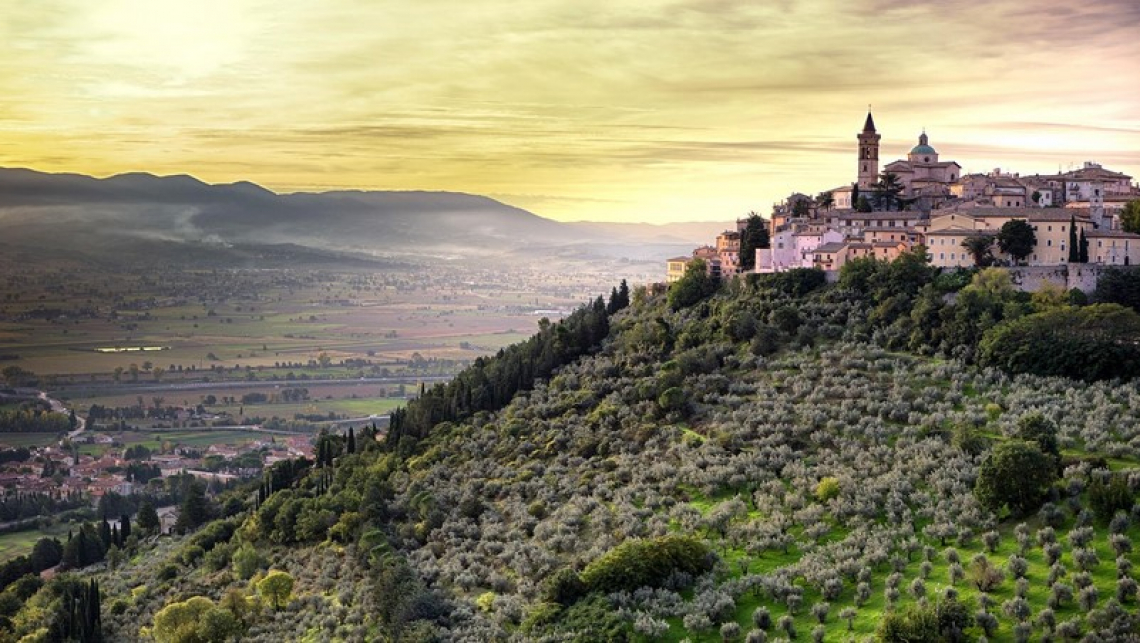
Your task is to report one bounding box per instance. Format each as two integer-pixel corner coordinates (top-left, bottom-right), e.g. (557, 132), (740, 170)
(2, 0), (1139, 223)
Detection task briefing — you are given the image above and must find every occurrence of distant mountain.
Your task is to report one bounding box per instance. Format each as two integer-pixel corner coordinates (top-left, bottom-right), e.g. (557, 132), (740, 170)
(0, 167), (715, 265)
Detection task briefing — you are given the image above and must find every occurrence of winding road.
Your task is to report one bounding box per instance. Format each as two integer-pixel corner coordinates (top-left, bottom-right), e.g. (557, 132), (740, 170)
(34, 390), (86, 441)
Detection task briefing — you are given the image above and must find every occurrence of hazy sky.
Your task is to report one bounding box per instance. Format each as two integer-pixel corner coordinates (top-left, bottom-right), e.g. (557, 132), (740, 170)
(2, 1), (1139, 223)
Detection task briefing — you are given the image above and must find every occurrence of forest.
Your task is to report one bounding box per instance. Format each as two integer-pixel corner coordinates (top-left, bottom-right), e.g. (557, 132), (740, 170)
(0, 258), (1138, 642)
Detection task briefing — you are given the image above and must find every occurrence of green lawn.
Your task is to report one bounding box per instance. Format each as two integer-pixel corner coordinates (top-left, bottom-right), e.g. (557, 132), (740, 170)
(0, 433), (63, 449)
(0, 524), (70, 563)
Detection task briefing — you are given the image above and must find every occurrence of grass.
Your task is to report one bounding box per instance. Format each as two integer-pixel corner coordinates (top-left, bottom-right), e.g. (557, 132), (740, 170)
(0, 523), (71, 563)
(649, 505), (1140, 643)
(0, 433), (64, 449)
(638, 355), (1140, 642)
(204, 396), (404, 421)
(75, 429), (282, 455)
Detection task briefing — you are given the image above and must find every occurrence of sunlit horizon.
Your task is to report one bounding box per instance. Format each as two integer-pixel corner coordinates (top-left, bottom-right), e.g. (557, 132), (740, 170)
(2, 1), (1138, 224)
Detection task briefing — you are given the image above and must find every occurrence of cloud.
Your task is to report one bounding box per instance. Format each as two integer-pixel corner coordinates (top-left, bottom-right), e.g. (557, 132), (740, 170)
(0, 0), (1137, 223)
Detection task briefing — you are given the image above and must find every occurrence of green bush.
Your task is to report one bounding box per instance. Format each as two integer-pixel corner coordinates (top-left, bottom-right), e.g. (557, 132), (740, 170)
(978, 304), (1140, 381)
(975, 441), (1057, 517)
(579, 535), (713, 594)
(1089, 475), (1133, 522)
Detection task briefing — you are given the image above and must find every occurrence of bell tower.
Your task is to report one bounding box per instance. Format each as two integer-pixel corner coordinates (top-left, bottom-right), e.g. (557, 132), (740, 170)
(857, 110), (880, 190)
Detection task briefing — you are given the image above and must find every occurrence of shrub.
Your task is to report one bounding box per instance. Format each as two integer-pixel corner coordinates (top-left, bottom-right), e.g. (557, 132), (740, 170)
(974, 441), (1057, 517)
(578, 536), (713, 594)
(968, 555), (1005, 593)
(814, 477), (840, 503)
(978, 304), (1140, 381)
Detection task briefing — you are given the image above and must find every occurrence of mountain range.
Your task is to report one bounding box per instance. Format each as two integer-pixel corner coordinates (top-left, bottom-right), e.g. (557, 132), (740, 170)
(0, 167), (728, 267)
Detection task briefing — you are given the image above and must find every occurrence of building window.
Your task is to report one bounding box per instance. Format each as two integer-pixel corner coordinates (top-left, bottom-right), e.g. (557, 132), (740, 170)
(940, 253), (944, 259)
(1047, 240), (1052, 246)
(1048, 225), (1053, 231)
(1062, 226), (1066, 231)
(1098, 241), (1103, 247)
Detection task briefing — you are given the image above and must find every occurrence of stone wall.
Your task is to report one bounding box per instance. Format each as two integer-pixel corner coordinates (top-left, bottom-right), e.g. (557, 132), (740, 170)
(1007, 264), (1136, 293)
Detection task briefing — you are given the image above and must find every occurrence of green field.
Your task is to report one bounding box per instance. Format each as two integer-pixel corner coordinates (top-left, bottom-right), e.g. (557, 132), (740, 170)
(223, 396), (405, 420)
(0, 264), (638, 385)
(0, 433), (64, 449)
(75, 428), (285, 455)
(660, 483), (1139, 642)
(0, 523), (71, 562)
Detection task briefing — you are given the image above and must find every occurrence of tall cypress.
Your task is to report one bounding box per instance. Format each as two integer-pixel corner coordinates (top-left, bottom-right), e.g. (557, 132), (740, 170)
(1068, 217), (1079, 263)
(1079, 228), (1089, 263)
(98, 516), (112, 548)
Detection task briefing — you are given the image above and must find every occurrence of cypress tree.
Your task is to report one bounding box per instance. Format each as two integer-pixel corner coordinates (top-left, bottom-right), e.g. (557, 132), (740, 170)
(99, 517), (112, 548)
(119, 513), (130, 543)
(1068, 217), (1079, 262)
(347, 427), (356, 454)
(1079, 228), (1089, 263)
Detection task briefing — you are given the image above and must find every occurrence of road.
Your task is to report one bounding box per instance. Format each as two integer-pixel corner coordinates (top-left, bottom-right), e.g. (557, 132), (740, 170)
(35, 390), (86, 440)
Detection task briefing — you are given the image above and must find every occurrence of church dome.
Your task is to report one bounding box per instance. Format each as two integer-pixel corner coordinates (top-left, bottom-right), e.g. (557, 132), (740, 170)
(910, 131), (936, 155)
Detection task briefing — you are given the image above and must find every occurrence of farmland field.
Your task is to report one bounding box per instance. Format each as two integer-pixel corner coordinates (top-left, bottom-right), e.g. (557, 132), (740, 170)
(0, 523), (71, 562)
(0, 261), (655, 398)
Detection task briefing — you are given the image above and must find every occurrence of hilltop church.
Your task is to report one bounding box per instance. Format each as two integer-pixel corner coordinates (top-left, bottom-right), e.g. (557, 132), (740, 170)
(833, 112), (962, 210)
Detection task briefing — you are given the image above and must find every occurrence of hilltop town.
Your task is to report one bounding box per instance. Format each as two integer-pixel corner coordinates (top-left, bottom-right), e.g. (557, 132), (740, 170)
(669, 112), (1140, 288)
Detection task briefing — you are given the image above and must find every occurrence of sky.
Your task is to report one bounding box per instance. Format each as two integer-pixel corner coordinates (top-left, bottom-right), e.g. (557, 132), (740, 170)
(2, 0), (1139, 224)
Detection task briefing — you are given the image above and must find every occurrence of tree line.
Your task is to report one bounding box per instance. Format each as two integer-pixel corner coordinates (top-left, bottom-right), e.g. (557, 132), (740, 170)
(387, 280), (630, 448)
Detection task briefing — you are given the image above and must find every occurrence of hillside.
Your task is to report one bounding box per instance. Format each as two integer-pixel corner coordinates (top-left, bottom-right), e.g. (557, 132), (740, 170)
(1, 263), (1139, 642)
(0, 167), (706, 267)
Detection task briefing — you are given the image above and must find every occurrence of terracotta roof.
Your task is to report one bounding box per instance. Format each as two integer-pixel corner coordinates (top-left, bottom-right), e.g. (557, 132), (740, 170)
(941, 207), (1089, 222)
(925, 227), (988, 236)
(1062, 167), (1132, 181)
(1085, 229), (1140, 239)
(815, 242), (848, 254)
(1028, 210), (1092, 222)
(837, 212), (919, 220)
